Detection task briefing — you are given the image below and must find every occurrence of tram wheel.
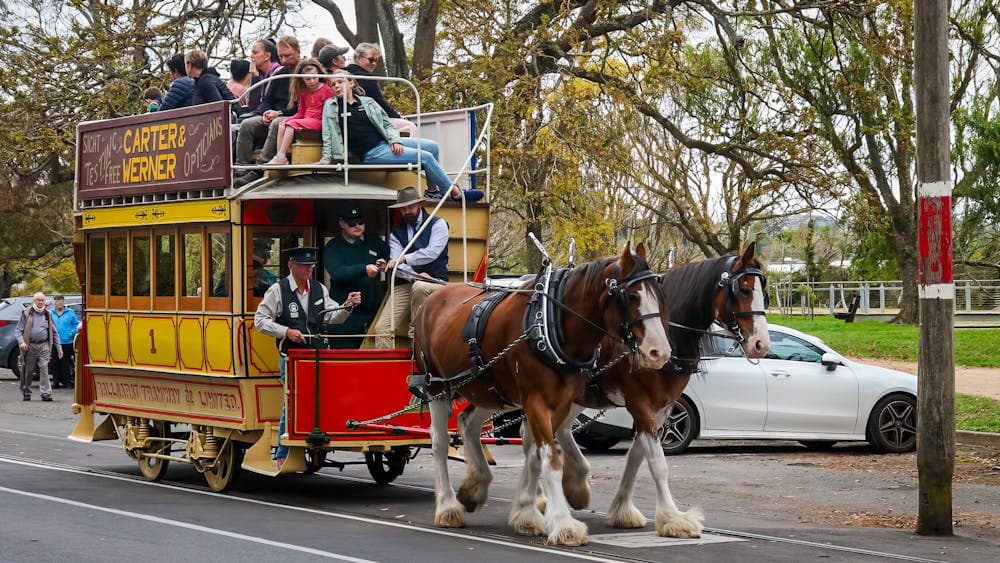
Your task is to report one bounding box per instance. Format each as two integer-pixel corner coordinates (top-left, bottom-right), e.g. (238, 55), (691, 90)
(137, 420), (171, 482)
(204, 440), (243, 492)
(365, 449), (407, 485)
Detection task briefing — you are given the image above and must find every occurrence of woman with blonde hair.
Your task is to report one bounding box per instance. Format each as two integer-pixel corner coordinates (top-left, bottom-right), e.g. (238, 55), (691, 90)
(317, 71), (483, 202)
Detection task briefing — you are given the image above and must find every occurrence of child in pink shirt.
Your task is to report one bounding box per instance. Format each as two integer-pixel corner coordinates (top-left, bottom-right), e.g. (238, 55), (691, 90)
(268, 59), (334, 165)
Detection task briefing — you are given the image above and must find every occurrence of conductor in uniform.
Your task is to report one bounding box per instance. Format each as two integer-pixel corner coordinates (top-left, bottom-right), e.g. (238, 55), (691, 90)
(254, 246), (361, 464)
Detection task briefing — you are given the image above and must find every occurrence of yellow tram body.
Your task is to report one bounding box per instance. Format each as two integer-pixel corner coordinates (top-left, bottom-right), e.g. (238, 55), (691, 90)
(69, 95), (492, 489)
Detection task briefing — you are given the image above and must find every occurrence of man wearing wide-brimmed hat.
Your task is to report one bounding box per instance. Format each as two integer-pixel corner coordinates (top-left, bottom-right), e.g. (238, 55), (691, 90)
(373, 186), (449, 348)
(254, 246), (361, 464)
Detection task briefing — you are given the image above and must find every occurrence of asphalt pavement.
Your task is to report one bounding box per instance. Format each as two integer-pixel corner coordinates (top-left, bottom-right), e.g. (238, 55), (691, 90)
(2, 370), (999, 562)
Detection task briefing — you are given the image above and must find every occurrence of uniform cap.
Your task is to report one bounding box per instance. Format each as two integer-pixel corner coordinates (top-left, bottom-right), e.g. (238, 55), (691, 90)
(337, 202), (363, 220)
(285, 246), (319, 264)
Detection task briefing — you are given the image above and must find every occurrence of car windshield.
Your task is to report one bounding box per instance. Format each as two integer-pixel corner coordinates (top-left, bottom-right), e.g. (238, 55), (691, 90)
(707, 330), (826, 363)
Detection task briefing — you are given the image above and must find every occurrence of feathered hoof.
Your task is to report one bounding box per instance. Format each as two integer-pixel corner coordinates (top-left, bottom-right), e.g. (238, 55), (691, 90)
(656, 506), (704, 538)
(607, 499), (647, 528)
(509, 507), (545, 536)
(545, 517), (588, 546)
(434, 502), (467, 528)
(457, 476), (490, 513)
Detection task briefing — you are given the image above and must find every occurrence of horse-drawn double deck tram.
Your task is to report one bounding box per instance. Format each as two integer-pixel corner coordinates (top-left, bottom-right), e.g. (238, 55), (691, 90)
(69, 79), (494, 491)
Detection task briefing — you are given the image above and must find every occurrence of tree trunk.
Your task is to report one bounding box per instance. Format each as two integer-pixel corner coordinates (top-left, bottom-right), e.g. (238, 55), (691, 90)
(412, 0), (439, 80)
(354, 0), (379, 44)
(376, 0), (408, 78)
(894, 236), (920, 324)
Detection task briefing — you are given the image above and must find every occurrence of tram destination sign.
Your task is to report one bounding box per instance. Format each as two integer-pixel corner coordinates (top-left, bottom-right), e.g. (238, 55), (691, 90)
(76, 102), (232, 198)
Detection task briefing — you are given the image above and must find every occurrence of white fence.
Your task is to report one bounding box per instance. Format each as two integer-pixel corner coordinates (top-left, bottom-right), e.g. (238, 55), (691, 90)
(771, 279), (1000, 314)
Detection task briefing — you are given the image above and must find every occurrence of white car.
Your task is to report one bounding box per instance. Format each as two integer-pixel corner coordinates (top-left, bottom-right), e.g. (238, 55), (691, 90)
(574, 324), (918, 454)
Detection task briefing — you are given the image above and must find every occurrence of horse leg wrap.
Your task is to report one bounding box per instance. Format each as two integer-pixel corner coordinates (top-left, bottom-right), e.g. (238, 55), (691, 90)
(408, 373), (431, 401)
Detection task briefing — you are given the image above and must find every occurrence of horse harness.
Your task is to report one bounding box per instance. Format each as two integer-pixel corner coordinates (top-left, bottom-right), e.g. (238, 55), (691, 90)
(410, 264), (661, 404)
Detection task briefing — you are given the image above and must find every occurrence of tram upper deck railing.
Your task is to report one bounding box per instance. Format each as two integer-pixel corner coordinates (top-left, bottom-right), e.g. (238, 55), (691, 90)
(74, 73), (492, 210)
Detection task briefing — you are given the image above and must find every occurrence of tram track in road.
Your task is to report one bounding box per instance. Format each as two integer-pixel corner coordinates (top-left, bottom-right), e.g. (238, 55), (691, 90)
(0, 428), (950, 562)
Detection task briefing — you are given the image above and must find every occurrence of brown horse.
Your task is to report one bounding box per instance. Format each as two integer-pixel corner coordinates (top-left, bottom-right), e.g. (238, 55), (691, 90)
(527, 242), (770, 538)
(414, 243), (670, 546)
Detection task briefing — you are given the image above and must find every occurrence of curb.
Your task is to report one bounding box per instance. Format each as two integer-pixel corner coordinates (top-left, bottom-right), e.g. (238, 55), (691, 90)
(955, 430), (1000, 448)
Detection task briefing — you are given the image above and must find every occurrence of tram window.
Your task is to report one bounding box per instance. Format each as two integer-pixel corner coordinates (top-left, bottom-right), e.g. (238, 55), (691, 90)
(183, 232), (202, 297)
(110, 236), (127, 296)
(89, 236), (106, 296)
(132, 235), (151, 297)
(209, 231), (230, 298)
(156, 234), (176, 297)
(252, 237), (279, 297)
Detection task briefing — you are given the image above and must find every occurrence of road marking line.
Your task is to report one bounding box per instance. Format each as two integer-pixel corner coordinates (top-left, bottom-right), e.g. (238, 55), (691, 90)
(0, 457), (621, 562)
(0, 484), (375, 562)
(0, 427), (120, 447)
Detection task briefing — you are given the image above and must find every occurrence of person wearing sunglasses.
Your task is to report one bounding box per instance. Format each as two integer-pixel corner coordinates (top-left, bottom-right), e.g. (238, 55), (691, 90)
(322, 203), (390, 348)
(345, 42), (417, 137)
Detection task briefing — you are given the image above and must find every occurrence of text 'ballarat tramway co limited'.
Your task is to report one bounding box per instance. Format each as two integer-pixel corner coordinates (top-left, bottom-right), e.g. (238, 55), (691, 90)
(94, 375), (244, 421)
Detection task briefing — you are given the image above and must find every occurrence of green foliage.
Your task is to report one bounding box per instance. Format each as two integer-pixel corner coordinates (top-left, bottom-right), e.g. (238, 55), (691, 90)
(955, 394), (1000, 433)
(773, 315), (1000, 368)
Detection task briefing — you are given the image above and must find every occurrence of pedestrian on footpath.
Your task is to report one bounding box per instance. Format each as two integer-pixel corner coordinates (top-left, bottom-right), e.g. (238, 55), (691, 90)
(50, 295), (79, 389)
(15, 293), (61, 401)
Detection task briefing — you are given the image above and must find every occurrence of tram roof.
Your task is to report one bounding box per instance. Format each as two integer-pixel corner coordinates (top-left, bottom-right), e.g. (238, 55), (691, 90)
(237, 173), (400, 201)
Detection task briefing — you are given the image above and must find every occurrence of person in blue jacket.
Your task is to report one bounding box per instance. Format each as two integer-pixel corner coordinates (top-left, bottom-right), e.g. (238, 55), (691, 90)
(156, 53), (195, 111)
(49, 295), (79, 389)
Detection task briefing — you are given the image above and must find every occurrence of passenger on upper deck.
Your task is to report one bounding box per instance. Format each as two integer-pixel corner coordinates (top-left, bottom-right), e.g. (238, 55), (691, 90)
(317, 44), (349, 73)
(310, 37), (332, 58)
(345, 42), (417, 137)
(266, 59), (333, 166)
(317, 71), (484, 203)
(234, 36), (298, 171)
(245, 39), (280, 113)
(373, 187), (449, 349)
(185, 49), (244, 116)
(227, 59), (252, 106)
(156, 53), (195, 112)
(323, 202), (389, 348)
(254, 246), (361, 464)
(143, 87), (162, 112)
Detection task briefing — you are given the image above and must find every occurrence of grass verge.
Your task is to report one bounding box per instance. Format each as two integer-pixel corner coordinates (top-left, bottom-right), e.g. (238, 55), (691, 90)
(772, 315), (1000, 368)
(956, 394), (1000, 433)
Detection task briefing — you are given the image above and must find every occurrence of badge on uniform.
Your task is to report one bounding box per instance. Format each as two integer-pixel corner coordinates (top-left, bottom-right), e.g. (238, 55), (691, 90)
(289, 302), (300, 319)
(313, 299), (323, 306)
(368, 249), (378, 257)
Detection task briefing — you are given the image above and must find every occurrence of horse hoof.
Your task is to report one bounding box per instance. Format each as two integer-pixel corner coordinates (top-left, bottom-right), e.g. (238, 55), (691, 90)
(457, 477), (490, 513)
(608, 501), (647, 529)
(509, 508), (545, 536)
(656, 507), (704, 538)
(434, 504), (467, 528)
(545, 518), (589, 546)
(563, 481), (590, 510)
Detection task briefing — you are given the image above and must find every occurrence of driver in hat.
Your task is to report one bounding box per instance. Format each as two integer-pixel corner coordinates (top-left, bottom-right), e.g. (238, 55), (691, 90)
(254, 246), (361, 465)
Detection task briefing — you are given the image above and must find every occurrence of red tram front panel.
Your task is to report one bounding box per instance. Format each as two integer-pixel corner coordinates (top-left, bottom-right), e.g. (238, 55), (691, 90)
(287, 348), (457, 444)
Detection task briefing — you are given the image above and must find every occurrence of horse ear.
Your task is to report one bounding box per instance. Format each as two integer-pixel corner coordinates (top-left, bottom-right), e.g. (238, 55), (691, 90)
(634, 241), (648, 261)
(620, 241), (636, 274)
(741, 241), (758, 264)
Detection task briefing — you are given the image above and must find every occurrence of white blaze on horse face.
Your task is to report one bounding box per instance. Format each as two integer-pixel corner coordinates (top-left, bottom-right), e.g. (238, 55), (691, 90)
(635, 284), (670, 370)
(743, 283), (771, 358)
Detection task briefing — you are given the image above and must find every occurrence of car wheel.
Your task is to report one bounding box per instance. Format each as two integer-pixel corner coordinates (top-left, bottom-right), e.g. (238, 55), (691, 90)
(799, 440), (837, 451)
(659, 395), (698, 455)
(866, 393), (917, 453)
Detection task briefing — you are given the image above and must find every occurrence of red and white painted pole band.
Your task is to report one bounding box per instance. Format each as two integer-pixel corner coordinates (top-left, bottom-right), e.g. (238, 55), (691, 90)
(917, 180), (953, 300)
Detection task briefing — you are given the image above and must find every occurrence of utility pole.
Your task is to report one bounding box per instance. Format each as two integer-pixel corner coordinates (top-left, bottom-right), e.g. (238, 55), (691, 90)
(913, 0), (954, 535)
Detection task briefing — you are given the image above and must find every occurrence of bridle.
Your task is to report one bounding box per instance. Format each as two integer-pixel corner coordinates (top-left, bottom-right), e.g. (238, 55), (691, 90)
(606, 268), (662, 352)
(717, 255), (769, 347)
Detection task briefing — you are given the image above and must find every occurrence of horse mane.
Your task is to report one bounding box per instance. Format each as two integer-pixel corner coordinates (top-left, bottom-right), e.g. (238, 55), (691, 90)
(660, 253), (734, 361)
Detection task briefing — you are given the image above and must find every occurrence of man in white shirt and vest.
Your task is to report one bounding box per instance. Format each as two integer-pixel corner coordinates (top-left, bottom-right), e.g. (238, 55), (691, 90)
(254, 246), (360, 464)
(374, 186), (449, 348)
